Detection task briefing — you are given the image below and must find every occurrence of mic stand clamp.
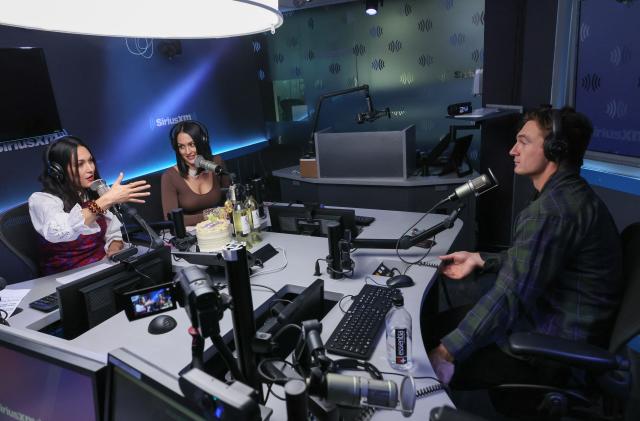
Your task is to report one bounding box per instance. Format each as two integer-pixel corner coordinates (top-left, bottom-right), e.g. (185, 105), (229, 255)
(170, 234), (198, 252)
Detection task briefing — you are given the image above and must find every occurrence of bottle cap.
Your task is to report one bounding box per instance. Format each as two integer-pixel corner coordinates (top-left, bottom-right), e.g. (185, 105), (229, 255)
(392, 293), (404, 307)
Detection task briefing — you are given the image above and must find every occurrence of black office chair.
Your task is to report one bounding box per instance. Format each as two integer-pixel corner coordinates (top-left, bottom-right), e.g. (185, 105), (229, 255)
(489, 222), (640, 420)
(0, 202), (41, 281)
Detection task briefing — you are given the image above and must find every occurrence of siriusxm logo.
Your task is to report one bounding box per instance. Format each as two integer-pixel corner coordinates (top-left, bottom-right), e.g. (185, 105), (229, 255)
(152, 113), (194, 129)
(594, 127), (640, 142)
(0, 130), (68, 154)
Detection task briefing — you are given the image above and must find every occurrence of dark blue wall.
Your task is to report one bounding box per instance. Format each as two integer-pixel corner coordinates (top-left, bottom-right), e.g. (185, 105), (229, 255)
(576, 1), (640, 158)
(0, 26), (267, 212)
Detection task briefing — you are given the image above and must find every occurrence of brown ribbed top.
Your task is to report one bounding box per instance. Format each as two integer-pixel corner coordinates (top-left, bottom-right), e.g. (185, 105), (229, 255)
(160, 156), (230, 226)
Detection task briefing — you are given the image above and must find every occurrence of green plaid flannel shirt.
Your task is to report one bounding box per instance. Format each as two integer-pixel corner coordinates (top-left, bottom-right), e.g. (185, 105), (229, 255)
(442, 169), (623, 361)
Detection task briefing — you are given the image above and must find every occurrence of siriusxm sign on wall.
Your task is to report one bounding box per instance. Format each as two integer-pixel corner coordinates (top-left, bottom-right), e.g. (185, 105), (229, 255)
(0, 28), (267, 212)
(151, 113), (195, 129)
(576, 1), (640, 158)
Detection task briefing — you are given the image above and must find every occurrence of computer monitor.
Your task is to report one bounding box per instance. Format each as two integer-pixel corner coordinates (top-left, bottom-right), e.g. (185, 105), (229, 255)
(57, 246), (172, 340)
(268, 204), (358, 238)
(0, 328), (106, 421)
(105, 348), (261, 421)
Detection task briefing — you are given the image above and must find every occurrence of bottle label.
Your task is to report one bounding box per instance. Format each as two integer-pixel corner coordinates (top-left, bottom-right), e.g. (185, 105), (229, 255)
(394, 328), (408, 364)
(240, 215), (251, 235)
(251, 209), (260, 229)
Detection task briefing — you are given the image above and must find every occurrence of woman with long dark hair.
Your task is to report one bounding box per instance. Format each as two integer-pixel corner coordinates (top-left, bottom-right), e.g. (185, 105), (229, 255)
(28, 136), (150, 275)
(161, 121), (230, 226)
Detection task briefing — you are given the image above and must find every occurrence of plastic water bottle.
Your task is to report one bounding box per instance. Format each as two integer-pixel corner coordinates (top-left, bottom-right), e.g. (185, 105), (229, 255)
(385, 293), (413, 370)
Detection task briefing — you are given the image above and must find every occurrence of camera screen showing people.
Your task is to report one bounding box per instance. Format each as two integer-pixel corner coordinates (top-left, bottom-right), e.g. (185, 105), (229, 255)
(124, 286), (176, 320)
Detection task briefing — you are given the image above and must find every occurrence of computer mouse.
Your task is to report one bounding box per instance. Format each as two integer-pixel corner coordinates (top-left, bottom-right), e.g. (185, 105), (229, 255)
(386, 274), (415, 288)
(148, 315), (177, 335)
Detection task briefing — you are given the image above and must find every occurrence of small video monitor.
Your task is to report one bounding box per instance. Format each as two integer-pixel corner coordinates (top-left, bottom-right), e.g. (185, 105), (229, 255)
(121, 283), (177, 321)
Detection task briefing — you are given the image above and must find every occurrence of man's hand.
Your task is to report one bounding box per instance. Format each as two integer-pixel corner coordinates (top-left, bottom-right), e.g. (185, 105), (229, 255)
(438, 251), (485, 279)
(428, 344), (455, 385)
(106, 240), (124, 257)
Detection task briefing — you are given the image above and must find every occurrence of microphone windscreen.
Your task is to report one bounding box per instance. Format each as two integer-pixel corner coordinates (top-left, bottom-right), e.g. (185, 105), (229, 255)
(399, 375), (416, 417)
(194, 155), (207, 170)
(89, 179), (110, 196)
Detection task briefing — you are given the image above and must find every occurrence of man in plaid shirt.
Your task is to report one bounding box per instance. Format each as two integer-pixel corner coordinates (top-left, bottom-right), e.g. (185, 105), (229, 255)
(428, 107), (623, 389)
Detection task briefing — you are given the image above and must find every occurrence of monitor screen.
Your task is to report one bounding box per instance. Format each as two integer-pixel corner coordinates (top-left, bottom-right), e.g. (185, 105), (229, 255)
(0, 329), (105, 421)
(105, 349), (203, 420)
(105, 348), (261, 421)
(57, 246), (172, 340)
(268, 205), (358, 238)
(0, 48), (62, 143)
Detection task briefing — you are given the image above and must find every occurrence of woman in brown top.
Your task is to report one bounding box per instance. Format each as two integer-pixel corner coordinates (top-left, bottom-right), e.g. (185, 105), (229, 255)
(161, 121), (231, 226)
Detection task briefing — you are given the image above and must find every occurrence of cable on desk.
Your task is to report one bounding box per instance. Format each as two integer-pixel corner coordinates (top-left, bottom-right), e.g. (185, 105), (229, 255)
(267, 298), (293, 313)
(251, 284), (277, 294)
(415, 382), (446, 398)
(315, 258), (354, 278)
(364, 275), (387, 287)
(394, 199), (446, 266)
(338, 294), (354, 313)
(250, 247), (288, 278)
(0, 309), (9, 326)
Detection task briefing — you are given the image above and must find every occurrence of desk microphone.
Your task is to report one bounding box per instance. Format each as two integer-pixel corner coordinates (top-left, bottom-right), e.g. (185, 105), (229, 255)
(316, 373), (415, 416)
(194, 155), (228, 175)
(356, 93), (391, 123)
(446, 168), (498, 202)
(90, 179), (164, 249)
(89, 178), (124, 219)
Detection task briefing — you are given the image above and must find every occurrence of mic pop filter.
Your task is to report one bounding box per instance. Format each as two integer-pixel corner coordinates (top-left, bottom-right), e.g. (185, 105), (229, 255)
(399, 375), (416, 417)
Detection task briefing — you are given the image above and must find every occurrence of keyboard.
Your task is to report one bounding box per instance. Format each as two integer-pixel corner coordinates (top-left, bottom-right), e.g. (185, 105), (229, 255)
(29, 292), (59, 313)
(325, 284), (399, 359)
(354, 215), (376, 226)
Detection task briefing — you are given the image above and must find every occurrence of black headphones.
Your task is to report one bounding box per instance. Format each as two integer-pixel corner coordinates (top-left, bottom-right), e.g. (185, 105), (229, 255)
(543, 109), (568, 163)
(169, 120), (210, 149)
(45, 139), (66, 183)
(330, 358), (383, 380)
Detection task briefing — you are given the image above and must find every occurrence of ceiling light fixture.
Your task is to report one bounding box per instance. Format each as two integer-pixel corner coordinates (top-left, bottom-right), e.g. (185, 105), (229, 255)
(365, 0), (382, 16)
(0, 0), (283, 39)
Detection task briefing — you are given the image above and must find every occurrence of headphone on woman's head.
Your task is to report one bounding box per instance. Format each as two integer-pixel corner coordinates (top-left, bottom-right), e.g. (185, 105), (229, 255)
(45, 140), (66, 183)
(543, 109), (568, 163)
(169, 120), (210, 149)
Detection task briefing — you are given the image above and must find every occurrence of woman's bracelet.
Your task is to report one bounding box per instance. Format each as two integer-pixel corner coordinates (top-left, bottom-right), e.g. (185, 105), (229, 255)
(87, 200), (106, 215)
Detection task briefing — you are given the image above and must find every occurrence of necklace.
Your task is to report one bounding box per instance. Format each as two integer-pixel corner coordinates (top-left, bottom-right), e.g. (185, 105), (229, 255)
(188, 168), (198, 177)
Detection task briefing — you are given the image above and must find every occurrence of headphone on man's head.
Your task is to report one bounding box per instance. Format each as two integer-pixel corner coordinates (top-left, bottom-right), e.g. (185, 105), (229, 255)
(543, 109), (568, 163)
(169, 120), (210, 149)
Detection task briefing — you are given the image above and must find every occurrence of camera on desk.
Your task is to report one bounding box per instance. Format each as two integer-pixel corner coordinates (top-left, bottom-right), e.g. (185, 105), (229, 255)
(119, 266), (230, 337)
(447, 101), (472, 116)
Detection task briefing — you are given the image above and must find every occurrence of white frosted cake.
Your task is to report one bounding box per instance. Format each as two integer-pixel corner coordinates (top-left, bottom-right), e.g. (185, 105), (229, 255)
(195, 219), (232, 252)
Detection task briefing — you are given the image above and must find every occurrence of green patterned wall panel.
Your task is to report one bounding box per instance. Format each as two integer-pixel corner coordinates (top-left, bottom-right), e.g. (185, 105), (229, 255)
(259, 0), (485, 162)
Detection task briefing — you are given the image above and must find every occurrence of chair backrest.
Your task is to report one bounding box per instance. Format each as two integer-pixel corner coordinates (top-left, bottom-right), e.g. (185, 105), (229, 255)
(609, 222), (640, 354)
(0, 203), (41, 280)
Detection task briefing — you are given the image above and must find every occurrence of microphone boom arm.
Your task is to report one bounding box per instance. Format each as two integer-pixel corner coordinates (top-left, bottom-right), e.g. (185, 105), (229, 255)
(350, 206), (462, 250)
(306, 85), (371, 157)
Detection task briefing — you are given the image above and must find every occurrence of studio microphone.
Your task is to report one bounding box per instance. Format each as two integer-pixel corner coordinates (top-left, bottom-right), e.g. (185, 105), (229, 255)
(194, 155), (227, 175)
(89, 179), (164, 249)
(446, 168), (498, 202)
(321, 373), (416, 416)
(356, 93), (391, 124)
(89, 179), (124, 219)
